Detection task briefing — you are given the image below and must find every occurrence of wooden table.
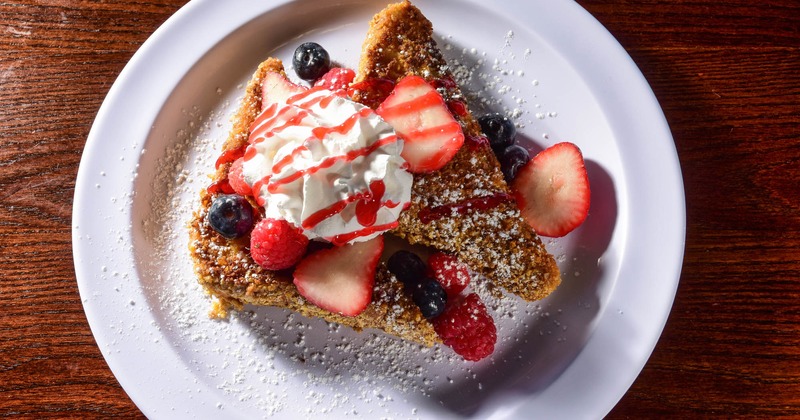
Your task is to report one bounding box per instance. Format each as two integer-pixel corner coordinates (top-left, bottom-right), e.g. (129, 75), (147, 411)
(1, 0), (798, 417)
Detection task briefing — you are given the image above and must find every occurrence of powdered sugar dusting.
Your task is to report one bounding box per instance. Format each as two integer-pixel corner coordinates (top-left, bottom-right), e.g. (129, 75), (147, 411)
(439, 32), (560, 133)
(107, 28), (597, 418)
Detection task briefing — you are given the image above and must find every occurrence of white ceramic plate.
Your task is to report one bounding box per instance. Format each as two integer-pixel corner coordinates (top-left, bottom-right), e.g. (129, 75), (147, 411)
(73, 0), (684, 418)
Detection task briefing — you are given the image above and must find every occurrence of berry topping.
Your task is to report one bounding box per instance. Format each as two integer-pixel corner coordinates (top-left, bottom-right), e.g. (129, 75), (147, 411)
(412, 277), (447, 319)
(511, 142), (591, 237)
(293, 236), (383, 317)
(426, 252), (470, 297)
(347, 78), (395, 109)
(208, 194), (254, 239)
(499, 144), (530, 181)
(313, 67), (355, 91)
(261, 71), (307, 111)
(387, 250), (426, 287)
(376, 75), (465, 173)
(292, 42), (331, 82)
(478, 113), (516, 153)
(430, 76), (458, 92)
(446, 100), (468, 118)
(227, 157), (252, 197)
(432, 293), (497, 361)
(250, 218), (309, 270)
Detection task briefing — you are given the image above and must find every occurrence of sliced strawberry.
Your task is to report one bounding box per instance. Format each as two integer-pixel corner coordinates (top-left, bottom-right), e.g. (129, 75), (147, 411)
(293, 236), (383, 316)
(260, 71), (306, 111)
(376, 75), (464, 173)
(313, 67), (355, 91)
(511, 142), (591, 237)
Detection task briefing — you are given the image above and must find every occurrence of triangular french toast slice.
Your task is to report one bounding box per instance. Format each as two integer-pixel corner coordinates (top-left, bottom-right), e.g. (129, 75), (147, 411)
(188, 58), (439, 347)
(351, 1), (561, 300)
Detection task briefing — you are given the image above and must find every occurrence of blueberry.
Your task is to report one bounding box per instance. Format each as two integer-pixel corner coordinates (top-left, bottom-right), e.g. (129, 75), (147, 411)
(387, 250), (426, 287)
(412, 278), (447, 319)
(478, 113), (516, 153)
(499, 144), (530, 181)
(208, 194), (254, 239)
(293, 42), (331, 82)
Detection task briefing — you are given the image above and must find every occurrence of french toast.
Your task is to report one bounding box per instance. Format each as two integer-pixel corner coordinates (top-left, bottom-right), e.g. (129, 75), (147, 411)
(188, 1), (563, 357)
(351, 1), (560, 300)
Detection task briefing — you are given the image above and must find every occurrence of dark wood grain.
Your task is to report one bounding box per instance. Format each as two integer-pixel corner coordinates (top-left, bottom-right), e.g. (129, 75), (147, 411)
(0, 2), (182, 417)
(1, 0), (798, 417)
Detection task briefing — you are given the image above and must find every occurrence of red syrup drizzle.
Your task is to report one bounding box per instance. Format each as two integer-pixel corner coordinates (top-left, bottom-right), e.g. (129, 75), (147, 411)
(241, 87), (407, 241)
(209, 144), (247, 194)
(465, 134), (490, 151)
(417, 192), (514, 224)
(250, 102), (278, 132)
(347, 78), (396, 108)
(303, 180), (403, 246)
(354, 180), (386, 227)
(446, 99), (469, 118)
(206, 179), (235, 195)
(214, 144), (246, 170)
(302, 180), (387, 230)
(430, 75), (458, 91)
(265, 134), (399, 193)
(326, 221), (399, 247)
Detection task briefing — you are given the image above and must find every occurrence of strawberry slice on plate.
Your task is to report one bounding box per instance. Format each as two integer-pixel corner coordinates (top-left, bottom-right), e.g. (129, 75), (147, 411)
(512, 142), (591, 237)
(260, 71), (306, 110)
(376, 75), (464, 173)
(293, 236), (384, 317)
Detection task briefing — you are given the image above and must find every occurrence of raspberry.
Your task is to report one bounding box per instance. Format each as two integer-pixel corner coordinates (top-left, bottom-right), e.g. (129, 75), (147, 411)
(250, 218), (308, 270)
(313, 67), (356, 91)
(432, 293), (496, 361)
(228, 157), (252, 197)
(427, 252), (470, 297)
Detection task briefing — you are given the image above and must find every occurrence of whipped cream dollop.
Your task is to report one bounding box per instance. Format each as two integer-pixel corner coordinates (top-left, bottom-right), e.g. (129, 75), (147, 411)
(241, 87), (412, 245)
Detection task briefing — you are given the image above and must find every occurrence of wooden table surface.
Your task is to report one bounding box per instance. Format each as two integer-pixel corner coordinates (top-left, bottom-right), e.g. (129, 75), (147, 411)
(1, 0), (798, 417)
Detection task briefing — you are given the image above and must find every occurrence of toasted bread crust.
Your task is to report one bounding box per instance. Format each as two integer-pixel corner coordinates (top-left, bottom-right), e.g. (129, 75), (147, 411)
(353, 1), (561, 300)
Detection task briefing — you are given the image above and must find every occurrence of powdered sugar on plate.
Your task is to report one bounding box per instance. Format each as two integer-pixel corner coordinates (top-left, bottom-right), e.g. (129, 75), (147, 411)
(75, 0), (684, 417)
(123, 30), (587, 417)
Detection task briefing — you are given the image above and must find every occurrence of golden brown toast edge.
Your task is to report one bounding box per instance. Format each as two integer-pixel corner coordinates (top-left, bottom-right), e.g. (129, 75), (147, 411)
(352, 1), (561, 301)
(188, 58), (439, 347)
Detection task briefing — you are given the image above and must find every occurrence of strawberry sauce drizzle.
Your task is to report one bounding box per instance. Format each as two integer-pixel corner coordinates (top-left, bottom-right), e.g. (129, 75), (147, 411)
(418, 192), (514, 224)
(249, 102), (278, 132)
(243, 87), (407, 239)
(251, 175), (271, 206)
(302, 180), (387, 231)
(214, 145), (246, 170)
(465, 135), (490, 151)
(288, 86), (346, 109)
(311, 107), (372, 140)
(206, 179), (235, 195)
(249, 107), (308, 148)
(354, 180), (386, 227)
(347, 78), (395, 107)
(446, 99), (469, 118)
(326, 221), (399, 247)
(266, 134), (399, 193)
